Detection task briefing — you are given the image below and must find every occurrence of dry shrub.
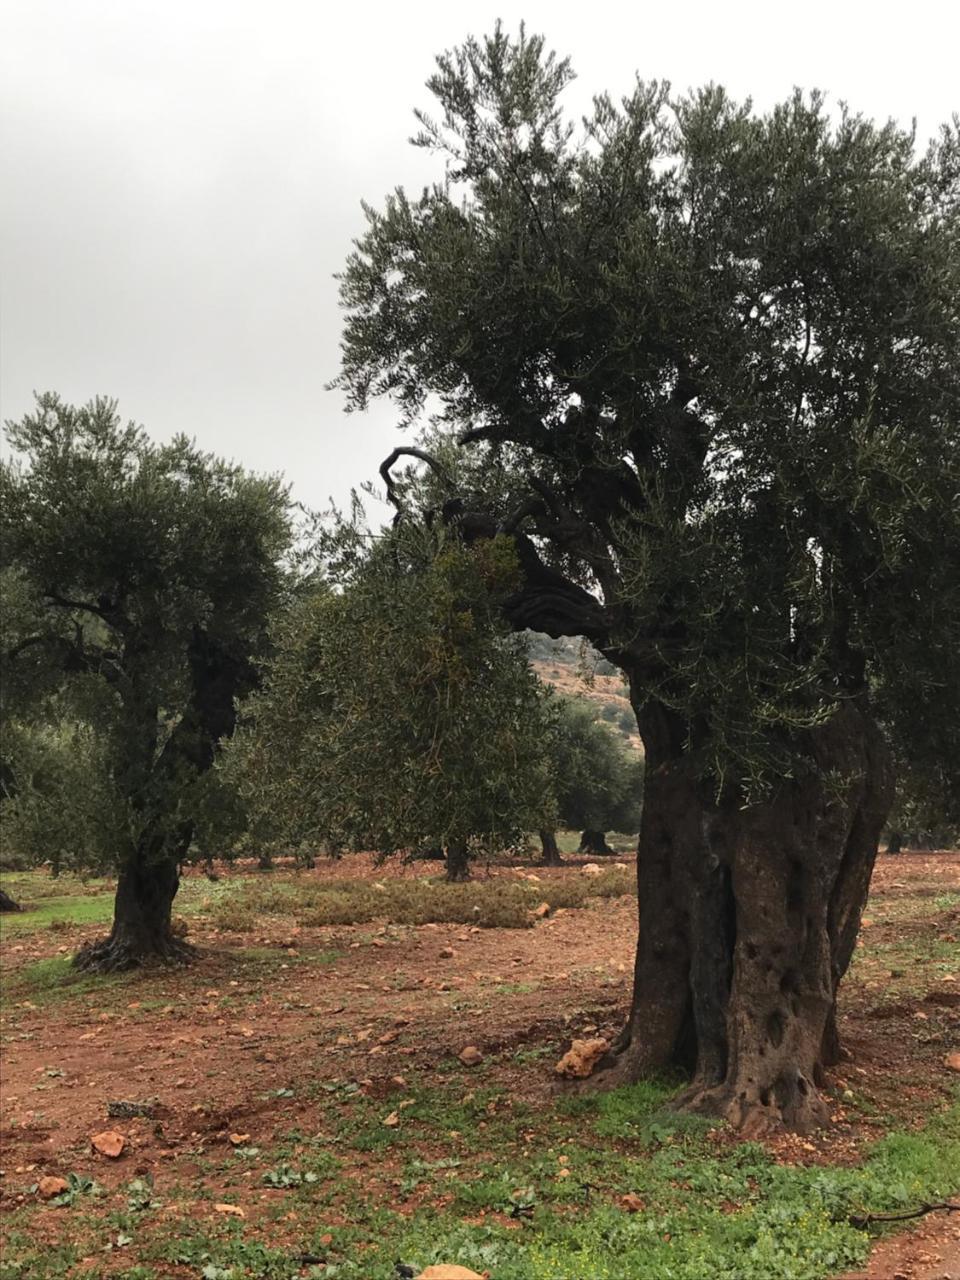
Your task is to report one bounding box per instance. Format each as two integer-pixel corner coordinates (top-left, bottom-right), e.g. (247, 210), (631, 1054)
(209, 863), (636, 932)
(590, 867), (635, 898)
(210, 902), (258, 932)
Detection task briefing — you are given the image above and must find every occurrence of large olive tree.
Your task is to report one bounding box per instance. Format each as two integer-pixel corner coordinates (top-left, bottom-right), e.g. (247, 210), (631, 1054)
(334, 29), (960, 1131)
(1, 395), (293, 969)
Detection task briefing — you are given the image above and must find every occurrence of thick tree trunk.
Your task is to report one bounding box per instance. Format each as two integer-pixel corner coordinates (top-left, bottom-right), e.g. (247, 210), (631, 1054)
(73, 856), (194, 972)
(445, 840), (470, 882)
(885, 830), (902, 854)
(0, 888), (22, 913)
(579, 829), (614, 855)
(592, 695), (893, 1134)
(539, 829), (563, 865)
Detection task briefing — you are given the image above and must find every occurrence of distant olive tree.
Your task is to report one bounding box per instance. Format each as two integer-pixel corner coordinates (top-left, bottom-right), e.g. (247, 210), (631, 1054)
(225, 523), (554, 881)
(538, 696), (643, 863)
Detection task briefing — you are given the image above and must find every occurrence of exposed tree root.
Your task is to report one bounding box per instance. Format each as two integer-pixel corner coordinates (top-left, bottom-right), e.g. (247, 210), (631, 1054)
(73, 931), (196, 973)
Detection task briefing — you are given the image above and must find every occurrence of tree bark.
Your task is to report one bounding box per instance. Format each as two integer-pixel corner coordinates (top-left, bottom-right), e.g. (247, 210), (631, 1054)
(592, 694), (893, 1134)
(579, 829), (614, 855)
(445, 839), (471, 881)
(73, 856), (194, 972)
(539, 829), (562, 865)
(0, 888), (22, 913)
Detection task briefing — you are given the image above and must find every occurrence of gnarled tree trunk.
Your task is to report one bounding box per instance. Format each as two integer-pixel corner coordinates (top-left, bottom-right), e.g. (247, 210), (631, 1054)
(593, 693), (893, 1134)
(74, 854), (194, 972)
(579, 829), (614, 855)
(445, 839), (470, 882)
(0, 888), (22, 913)
(539, 829), (562, 865)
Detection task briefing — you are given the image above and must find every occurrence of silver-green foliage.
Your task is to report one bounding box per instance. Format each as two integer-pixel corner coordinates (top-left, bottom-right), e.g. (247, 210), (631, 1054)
(226, 524), (555, 857)
(333, 25), (960, 796)
(0, 394), (293, 876)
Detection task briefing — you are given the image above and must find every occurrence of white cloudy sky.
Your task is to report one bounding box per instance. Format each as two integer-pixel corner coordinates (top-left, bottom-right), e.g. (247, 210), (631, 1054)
(2, 0), (957, 513)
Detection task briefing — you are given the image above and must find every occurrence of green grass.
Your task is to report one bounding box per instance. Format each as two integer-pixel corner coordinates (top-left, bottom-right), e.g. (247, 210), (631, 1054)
(3, 1085), (958, 1280)
(0, 954), (134, 1007)
(0, 874), (115, 935)
(0, 857), (637, 941)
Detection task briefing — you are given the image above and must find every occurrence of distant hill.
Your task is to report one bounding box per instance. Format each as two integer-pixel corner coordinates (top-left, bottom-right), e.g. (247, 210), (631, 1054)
(525, 633), (642, 753)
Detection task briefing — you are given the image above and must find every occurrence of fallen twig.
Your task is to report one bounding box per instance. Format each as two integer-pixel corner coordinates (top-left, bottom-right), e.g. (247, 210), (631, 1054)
(849, 1200), (960, 1230)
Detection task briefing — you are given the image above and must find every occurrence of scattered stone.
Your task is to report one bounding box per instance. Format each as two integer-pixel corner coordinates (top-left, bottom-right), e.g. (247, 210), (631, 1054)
(458, 1045), (484, 1067)
(555, 1038), (608, 1079)
(383, 1111), (400, 1127)
(582, 863), (602, 877)
(620, 1192), (645, 1212)
(415, 1267), (485, 1280)
(37, 1175), (69, 1200)
(378, 1030), (400, 1044)
(229, 1133), (251, 1146)
(439, 946), (456, 959)
(532, 902), (551, 919)
(91, 1130), (125, 1158)
(214, 1203), (245, 1217)
(107, 1100), (156, 1119)
(945, 1052), (960, 1073)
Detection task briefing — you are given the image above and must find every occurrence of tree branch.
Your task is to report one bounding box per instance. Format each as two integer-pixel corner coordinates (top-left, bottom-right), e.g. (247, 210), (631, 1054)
(848, 1201), (959, 1230)
(43, 591), (110, 619)
(379, 447), (449, 516)
(5, 634), (51, 661)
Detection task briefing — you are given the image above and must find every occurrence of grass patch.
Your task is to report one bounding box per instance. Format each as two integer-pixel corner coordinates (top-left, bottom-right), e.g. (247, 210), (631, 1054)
(1, 861), (636, 939)
(0, 882), (115, 936)
(207, 867), (635, 932)
(3, 1088), (958, 1280)
(0, 954), (132, 1006)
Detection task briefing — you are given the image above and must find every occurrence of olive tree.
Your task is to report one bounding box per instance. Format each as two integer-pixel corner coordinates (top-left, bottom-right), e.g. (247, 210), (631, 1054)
(539, 695), (643, 863)
(1, 395), (293, 969)
(333, 28), (960, 1130)
(225, 524), (554, 880)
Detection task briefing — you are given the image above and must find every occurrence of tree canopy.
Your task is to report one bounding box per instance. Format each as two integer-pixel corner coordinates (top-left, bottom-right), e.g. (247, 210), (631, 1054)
(546, 695), (643, 835)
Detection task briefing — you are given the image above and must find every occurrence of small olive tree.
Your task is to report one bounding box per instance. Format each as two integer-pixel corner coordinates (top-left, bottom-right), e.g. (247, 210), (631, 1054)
(226, 524), (554, 880)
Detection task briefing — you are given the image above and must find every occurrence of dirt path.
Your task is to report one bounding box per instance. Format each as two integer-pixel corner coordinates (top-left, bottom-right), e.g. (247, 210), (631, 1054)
(844, 1213), (960, 1279)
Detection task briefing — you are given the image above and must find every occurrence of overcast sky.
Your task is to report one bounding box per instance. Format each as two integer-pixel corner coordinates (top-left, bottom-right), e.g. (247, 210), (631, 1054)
(2, 0), (957, 514)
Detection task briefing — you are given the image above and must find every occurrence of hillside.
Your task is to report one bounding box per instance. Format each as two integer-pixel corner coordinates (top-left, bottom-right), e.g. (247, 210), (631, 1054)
(526, 632), (642, 753)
